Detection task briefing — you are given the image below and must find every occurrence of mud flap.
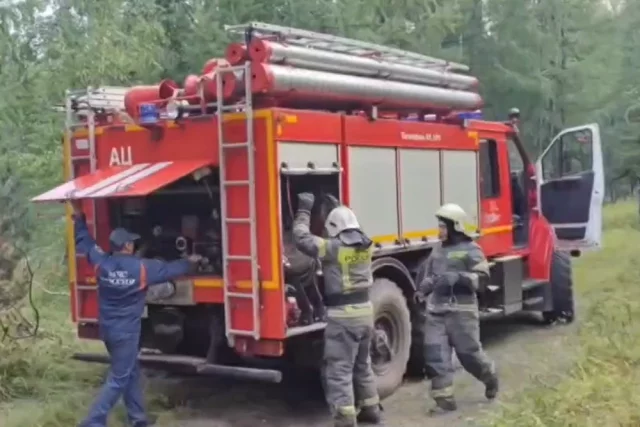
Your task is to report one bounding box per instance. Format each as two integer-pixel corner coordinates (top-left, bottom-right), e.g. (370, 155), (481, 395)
(541, 281), (554, 312)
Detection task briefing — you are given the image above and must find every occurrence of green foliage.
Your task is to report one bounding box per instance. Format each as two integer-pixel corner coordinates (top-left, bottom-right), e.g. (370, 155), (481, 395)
(482, 202), (640, 426)
(0, 0), (634, 197)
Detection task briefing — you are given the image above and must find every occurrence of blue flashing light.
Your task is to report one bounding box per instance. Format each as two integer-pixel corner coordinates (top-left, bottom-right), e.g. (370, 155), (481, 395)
(456, 110), (483, 120)
(139, 103), (160, 124)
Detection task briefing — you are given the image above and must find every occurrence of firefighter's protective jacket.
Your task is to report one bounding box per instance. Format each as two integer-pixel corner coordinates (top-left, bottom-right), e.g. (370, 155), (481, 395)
(416, 240), (490, 313)
(73, 215), (191, 335)
(292, 210), (373, 318)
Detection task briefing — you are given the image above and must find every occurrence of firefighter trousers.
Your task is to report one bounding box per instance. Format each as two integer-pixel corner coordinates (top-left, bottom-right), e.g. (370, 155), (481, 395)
(424, 310), (495, 399)
(322, 314), (379, 422)
(79, 332), (147, 427)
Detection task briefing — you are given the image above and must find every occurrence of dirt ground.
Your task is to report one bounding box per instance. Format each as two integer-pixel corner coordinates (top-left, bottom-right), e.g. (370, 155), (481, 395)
(150, 313), (577, 427)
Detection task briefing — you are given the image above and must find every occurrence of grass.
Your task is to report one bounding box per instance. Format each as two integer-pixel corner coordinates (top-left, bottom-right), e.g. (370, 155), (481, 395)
(2, 202), (640, 426)
(482, 201), (640, 427)
(0, 224), (106, 427)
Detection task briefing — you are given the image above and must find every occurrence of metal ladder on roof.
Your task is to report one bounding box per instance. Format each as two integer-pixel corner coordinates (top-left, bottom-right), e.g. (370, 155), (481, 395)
(224, 21), (469, 72)
(215, 62), (262, 345)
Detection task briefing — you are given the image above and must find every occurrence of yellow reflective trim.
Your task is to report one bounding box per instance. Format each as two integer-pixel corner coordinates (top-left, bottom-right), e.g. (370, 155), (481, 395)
(337, 405), (357, 416)
(336, 246), (373, 289)
(471, 260), (491, 275)
(359, 396), (380, 407)
(318, 239), (327, 258)
(431, 386), (454, 398)
(327, 303), (373, 318)
(447, 251), (467, 260)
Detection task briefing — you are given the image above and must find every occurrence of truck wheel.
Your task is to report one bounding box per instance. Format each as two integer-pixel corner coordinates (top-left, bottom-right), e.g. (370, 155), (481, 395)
(542, 250), (575, 324)
(369, 277), (411, 399)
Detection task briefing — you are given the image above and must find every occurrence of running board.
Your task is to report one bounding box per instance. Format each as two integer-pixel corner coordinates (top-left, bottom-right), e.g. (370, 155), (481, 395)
(72, 352), (283, 383)
(522, 296), (544, 308)
(522, 278), (546, 291)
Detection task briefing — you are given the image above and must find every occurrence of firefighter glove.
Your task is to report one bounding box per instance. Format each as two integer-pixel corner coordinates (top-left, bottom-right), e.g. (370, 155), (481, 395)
(434, 272), (460, 288)
(297, 192), (315, 213)
(419, 276), (435, 295)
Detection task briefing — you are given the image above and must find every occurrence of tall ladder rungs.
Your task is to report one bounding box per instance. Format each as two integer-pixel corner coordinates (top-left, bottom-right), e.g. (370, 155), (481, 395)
(220, 105), (244, 112)
(226, 218), (251, 224)
(227, 292), (255, 299)
(222, 142), (251, 148)
(66, 87), (99, 325)
(217, 62), (261, 345)
(226, 255), (254, 261)
(228, 329), (257, 337)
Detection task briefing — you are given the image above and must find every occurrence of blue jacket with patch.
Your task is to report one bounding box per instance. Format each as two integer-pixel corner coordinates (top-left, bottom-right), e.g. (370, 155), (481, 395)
(73, 215), (191, 336)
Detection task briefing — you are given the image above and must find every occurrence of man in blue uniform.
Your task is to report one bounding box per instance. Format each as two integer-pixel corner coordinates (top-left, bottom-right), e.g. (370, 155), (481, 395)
(71, 200), (201, 427)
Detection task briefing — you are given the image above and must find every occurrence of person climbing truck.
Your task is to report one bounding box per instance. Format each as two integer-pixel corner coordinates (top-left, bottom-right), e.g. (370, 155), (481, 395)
(292, 192), (381, 427)
(415, 203), (499, 412)
(70, 200), (202, 427)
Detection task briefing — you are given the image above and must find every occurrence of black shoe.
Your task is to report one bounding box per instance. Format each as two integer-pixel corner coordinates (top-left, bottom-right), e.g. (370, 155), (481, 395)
(485, 376), (499, 400)
(357, 404), (381, 424)
(334, 414), (357, 427)
(434, 396), (457, 412)
(133, 414), (157, 427)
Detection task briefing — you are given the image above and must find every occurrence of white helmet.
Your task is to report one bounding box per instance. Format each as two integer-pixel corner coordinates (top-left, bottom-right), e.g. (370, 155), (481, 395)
(325, 206), (360, 238)
(435, 203), (474, 238)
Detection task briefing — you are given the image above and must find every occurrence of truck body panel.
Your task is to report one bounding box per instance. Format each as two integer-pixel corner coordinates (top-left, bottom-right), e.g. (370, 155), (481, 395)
(32, 22), (603, 392)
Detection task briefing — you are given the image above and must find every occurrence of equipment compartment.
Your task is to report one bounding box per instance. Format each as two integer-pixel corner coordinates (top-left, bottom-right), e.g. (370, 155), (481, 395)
(107, 167), (222, 276)
(280, 172), (341, 326)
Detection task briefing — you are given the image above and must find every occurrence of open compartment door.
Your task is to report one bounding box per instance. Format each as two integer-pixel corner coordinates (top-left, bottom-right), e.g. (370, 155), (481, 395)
(536, 124), (604, 251)
(32, 160), (213, 202)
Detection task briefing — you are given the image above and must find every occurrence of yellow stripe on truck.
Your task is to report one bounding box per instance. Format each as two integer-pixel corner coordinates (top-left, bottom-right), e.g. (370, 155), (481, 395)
(63, 133), (77, 290)
(371, 225), (513, 244)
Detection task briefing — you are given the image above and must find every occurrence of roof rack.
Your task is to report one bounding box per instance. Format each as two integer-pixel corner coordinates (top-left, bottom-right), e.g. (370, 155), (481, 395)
(224, 21), (469, 72)
(54, 87), (129, 115)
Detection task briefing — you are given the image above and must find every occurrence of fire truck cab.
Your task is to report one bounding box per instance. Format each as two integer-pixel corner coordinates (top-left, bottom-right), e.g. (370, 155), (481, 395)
(32, 23), (604, 399)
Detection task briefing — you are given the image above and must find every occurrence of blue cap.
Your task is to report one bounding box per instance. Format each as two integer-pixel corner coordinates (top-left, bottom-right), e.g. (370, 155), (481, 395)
(109, 227), (141, 250)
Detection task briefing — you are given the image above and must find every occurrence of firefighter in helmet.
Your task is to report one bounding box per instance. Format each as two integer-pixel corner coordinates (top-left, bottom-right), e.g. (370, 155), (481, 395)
(293, 193), (381, 427)
(414, 203), (498, 411)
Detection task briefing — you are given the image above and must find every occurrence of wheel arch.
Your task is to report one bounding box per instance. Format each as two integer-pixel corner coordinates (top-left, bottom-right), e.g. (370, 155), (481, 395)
(372, 256), (416, 300)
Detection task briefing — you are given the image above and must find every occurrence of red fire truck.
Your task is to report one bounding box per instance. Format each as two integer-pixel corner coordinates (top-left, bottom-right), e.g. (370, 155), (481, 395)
(33, 22), (603, 398)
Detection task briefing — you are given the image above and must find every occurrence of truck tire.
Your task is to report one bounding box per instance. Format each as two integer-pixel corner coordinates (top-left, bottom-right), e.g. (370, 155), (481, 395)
(369, 277), (412, 399)
(542, 250), (575, 324)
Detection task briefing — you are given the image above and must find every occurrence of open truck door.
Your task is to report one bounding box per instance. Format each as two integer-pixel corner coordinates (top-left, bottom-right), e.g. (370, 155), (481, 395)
(536, 124), (604, 251)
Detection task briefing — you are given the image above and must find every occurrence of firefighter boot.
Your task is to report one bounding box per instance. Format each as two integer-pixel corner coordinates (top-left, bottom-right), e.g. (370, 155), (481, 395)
(485, 375), (499, 400)
(133, 414), (157, 427)
(434, 396), (458, 412)
(334, 413), (357, 427)
(357, 404), (382, 424)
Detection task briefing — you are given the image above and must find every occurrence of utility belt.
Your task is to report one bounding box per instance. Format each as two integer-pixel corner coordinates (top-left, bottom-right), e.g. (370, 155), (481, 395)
(433, 282), (475, 297)
(429, 292), (477, 308)
(325, 289), (370, 307)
